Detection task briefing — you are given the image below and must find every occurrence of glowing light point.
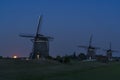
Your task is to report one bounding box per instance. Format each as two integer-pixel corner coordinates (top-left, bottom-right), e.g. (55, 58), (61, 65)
(13, 56), (17, 59)
(37, 55), (40, 59)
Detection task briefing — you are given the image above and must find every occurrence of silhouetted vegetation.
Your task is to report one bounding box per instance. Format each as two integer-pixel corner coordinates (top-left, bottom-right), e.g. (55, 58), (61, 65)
(63, 56), (70, 63)
(55, 55), (71, 64)
(96, 55), (108, 63)
(56, 56), (63, 63)
(78, 53), (87, 61)
(0, 56), (3, 59)
(46, 56), (53, 60)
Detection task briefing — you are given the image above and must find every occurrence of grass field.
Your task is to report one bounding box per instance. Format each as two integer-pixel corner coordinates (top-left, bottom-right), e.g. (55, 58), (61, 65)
(0, 59), (120, 80)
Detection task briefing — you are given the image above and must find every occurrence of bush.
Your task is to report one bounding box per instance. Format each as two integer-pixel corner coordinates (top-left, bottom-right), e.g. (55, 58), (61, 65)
(56, 56), (63, 63)
(63, 57), (70, 63)
(96, 55), (108, 63)
(0, 56), (3, 59)
(78, 53), (87, 61)
(47, 56), (53, 59)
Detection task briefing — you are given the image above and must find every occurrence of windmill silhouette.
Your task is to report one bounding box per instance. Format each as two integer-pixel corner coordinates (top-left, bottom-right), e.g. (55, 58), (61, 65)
(78, 35), (100, 60)
(20, 15), (53, 59)
(103, 42), (118, 60)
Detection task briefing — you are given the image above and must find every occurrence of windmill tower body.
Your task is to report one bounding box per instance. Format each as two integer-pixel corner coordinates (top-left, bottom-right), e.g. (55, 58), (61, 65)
(87, 47), (96, 59)
(106, 50), (112, 60)
(30, 35), (49, 59)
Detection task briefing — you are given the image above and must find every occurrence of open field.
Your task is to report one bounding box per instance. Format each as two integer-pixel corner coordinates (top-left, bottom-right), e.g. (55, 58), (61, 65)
(0, 59), (120, 80)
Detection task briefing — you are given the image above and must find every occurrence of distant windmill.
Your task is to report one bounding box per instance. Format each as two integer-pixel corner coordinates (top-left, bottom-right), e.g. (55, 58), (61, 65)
(78, 35), (99, 60)
(20, 15), (53, 59)
(103, 42), (118, 60)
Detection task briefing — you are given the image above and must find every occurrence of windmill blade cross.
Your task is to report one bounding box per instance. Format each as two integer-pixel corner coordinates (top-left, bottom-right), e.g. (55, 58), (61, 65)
(46, 36), (54, 39)
(109, 42), (112, 49)
(36, 15), (43, 36)
(102, 49), (108, 51)
(78, 45), (88, 48)
(89, 35), (93, 46)
(111, 50), (119, 53)
(93, 46), (101, 49)
(19, 34), (35, 38)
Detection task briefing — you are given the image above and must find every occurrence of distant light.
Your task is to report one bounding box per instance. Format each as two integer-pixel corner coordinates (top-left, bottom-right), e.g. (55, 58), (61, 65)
(13, 56), (17, 59)
(37, 55), (40, 59)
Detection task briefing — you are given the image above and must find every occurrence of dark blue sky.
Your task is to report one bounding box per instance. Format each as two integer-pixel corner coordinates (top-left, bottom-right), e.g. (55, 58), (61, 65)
(0, 0), (120, 57)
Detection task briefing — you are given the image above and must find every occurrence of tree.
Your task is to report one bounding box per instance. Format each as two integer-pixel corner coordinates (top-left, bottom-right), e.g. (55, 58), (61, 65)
(78, 53), (86, 61)
(0, 56), (3, 59)
(63, 56), (70, 63)
(56, 56), (63, 63)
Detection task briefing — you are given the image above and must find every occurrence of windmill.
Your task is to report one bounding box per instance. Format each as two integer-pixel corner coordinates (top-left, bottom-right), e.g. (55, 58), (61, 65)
(20, 15), (53, 59)
(78, 35), (99, 60)
(103, 42), (118, 60)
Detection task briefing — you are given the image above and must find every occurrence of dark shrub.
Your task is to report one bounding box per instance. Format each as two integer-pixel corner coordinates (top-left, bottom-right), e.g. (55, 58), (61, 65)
(0, 56), (3, 59)
(96, 55), (108, 63)
(56, 56), (63, 63)
(63, 56), (70, 63)
(78, 53), (87, 61)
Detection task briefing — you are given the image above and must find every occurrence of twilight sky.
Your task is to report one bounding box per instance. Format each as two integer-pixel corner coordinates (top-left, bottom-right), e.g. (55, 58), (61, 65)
(0, 0), (120, 57)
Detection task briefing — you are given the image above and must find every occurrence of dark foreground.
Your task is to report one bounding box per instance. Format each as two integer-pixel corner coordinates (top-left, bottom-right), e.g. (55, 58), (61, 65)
(0, 59), (120, 80)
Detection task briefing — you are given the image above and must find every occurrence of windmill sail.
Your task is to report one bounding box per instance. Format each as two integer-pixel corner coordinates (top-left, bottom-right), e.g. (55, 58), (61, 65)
(20, 15), (53, 59)
(36, 15), (43, 37)
(89, 35), (92, 47)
